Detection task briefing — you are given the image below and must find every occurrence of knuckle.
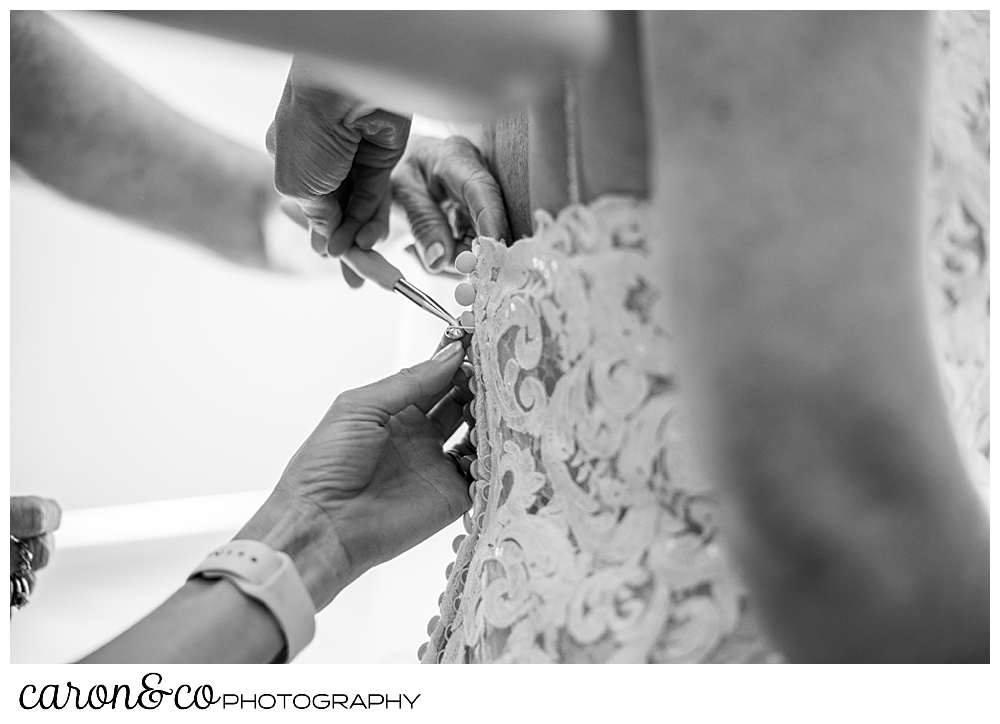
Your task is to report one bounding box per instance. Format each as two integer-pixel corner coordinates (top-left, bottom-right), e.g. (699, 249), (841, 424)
(333, 388), (361, 410)
(409, 217), (446, 248)
(393, 366), (429, 395)
(347, 184), (383, 208)
(478, 207), (504, 230)
(394, 365), (419, 383)
(443, 135), (477, 155)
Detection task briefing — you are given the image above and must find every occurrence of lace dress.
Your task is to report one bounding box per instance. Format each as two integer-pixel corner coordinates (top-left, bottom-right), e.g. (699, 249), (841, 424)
(420, 10), (989, 664)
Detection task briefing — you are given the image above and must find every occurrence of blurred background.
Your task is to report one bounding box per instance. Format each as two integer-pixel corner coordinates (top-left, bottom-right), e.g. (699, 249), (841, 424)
(10, 10), (465, 663)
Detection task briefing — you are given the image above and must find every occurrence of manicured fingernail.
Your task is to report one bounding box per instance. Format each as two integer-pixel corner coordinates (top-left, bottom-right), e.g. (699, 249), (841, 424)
(425, 242), (445, 266)
(432, 341), (463, 362)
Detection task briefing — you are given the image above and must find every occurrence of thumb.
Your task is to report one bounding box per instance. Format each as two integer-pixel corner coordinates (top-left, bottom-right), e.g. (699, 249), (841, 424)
(360, 341), (466, 419)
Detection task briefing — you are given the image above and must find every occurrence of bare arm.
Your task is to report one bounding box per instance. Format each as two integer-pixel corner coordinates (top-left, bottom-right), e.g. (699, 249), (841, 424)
(642, 11), (988, 662)
(80, 339), (473, 663)
(11, 10), (278, 269)
(80, 578), (286, 664)
(112, 10), (609, 120)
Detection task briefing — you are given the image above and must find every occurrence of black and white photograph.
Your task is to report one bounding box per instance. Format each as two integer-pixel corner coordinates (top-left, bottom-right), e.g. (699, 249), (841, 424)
(8, 6), (989, 688)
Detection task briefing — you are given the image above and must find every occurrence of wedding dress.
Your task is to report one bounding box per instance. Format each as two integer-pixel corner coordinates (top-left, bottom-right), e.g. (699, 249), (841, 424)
(420, 10), (989, 663)
(422, 196), (780, 663)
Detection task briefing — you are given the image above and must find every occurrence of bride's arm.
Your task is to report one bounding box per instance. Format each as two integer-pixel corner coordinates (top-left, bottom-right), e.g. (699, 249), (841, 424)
(110, 10), (610, 121)
(643, 11), (988, 662)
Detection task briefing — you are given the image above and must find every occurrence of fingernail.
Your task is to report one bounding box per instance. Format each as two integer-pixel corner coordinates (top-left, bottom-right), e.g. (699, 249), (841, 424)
(432, 341), (463, 362)
(425, 242), (445, 266)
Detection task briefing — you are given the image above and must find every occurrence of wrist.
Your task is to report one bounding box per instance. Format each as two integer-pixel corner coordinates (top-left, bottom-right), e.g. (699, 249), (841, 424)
(235, 487), (356, 611)
(181, 576), (286, 662)
(189, 146), (273, 269)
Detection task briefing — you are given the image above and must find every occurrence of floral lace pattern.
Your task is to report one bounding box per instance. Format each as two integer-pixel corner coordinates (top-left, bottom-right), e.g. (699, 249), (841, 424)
(423, 197), (779, 663)
(924, 10), (990, 500)
(421, 10), (988, 664)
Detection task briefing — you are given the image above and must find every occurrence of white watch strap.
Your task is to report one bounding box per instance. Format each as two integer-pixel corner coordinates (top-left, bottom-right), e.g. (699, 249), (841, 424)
(189, 539), (316, 663)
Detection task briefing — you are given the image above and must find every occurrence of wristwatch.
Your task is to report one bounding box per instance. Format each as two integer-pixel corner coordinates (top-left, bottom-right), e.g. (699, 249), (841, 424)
(189, 539), (315, 663)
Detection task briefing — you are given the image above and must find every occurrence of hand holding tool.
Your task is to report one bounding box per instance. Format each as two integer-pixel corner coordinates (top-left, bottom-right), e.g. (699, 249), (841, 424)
(342, 246), (459, 327)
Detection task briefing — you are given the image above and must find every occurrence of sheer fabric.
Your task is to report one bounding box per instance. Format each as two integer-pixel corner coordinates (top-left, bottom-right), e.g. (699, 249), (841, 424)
(422, 10), (988, 664)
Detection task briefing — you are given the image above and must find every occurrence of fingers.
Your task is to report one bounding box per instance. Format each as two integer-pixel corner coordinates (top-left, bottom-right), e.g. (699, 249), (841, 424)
(416, 358), (472, 415)
(299, 196), (345, 244)
(340, 260), (365, 289)
(279, 199), (310, 230)
(431, 328), (473, 359)
(268, 81), (354, 243)
(336, 341), (466, 422)
(461, 170), (509, 242)
(394, 135), (509, 274)
(477, 205), (511, 244)
(356, 195), (392, 251)
(448, 428), (477, 460)
(328, 114), (409, 253)
(433, 136), (509, 243)
(330, 171), (392, 254)
(11, 496), (62, 538)
(392, 162), (454, 272)
(427, 376), (475, 439)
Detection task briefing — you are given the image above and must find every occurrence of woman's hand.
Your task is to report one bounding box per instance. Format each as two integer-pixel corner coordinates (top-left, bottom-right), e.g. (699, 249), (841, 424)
(10, 495), (62, 606)
(266, 58), (411, 287)
(392, 135), (510, 273)
(237, 338), (473, 611)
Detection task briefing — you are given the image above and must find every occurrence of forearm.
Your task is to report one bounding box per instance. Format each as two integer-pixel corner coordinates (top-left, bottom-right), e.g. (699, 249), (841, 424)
(80, 491), (353, 663)
(234, 486), (356, 612)
(80, 577), (284, 664)
(112, 11), (610, 120)
(11, 10), (275, 267)
(644, 11), (988, 660)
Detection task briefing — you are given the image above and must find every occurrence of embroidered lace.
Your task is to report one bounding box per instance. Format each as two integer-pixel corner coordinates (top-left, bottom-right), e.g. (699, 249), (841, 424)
(424, 197), (780, 663)
(422, 10), (988, 664)
(924, 10), (990, 499)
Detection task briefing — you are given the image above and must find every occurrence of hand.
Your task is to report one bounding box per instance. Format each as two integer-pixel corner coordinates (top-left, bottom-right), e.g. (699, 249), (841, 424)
(266, 57), (411, 288)
(10, 496), (62, 599)
(237, 336), (474, 610)
(392, 135), (510, 273)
